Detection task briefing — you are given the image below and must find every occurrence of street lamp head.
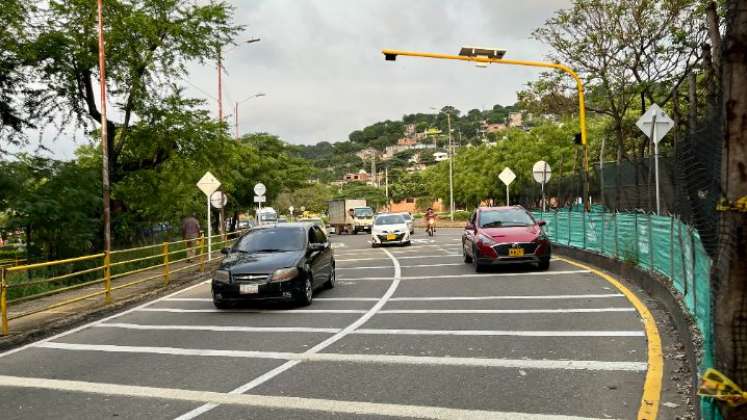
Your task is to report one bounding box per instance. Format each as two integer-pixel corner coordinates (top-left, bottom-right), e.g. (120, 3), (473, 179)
(246, 38), (261, 44)
(384, 53), (397, 61)
(256, 93), (266, 98)
(459, 46), (506, 59)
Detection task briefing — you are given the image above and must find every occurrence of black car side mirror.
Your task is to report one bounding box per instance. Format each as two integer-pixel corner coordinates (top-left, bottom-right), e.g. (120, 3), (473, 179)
(538, 220), (547, 227)
(308, 243), (325, 252)
(220, 247), (231, 255)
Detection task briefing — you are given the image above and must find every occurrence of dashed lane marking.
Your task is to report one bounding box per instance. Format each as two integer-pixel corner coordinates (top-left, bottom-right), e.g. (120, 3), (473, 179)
(388, 294), (625, 301)
(336, 255), (460, 262)
(337, 263), (463, 270)
(96, 323), (340, 333)
(163, 297), (380, 302)
(33, 342), (647, 371)
(0, 375), (611, 420)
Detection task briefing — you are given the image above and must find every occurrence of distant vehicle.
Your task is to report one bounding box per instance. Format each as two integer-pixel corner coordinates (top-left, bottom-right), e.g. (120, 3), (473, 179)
(212, 223), (335, 308)
(328, 199), (373, 234)
(238, 220), (255, 230)
(257, 207), (278, 225)
(277, 216), (288, 223)
(462, 206), (551, 272)
(395, 212), (414, 234)
(371, 213), (411, 247)
(300, 217), (327, 235)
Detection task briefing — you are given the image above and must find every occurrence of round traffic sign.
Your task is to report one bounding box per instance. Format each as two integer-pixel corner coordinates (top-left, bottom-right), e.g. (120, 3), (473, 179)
(210, 191), (228, 209)
(254, 183), (266, 196)
(532, 161), (552, 184)
(289, 206), (295, 213)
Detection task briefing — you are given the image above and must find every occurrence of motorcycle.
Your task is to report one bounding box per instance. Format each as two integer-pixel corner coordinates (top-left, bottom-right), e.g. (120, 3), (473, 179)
(426, 218), (436, 236)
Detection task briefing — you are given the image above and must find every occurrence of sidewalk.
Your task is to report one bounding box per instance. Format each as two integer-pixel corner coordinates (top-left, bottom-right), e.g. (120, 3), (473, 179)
(0, 256), (221, 350)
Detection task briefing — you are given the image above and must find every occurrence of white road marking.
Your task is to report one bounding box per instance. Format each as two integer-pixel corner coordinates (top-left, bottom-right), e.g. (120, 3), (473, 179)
(93, 323), (643, 337)
(163, 297), (380, 303)
(388, 294), (625, 301)
(353, 329), (645, 337)
(96, 323), (340, 333)
(33, 342), (647, 371)
(0, 375), (610, 420)
(336, 255), (460, 262)
(0, 277), (214, 359)
(172, 247), (404, 420)
(378, 308), (636, 314)
(136, 308), (367, 314)
(337, 263), (463, 270)
(340, 270), (591, 281)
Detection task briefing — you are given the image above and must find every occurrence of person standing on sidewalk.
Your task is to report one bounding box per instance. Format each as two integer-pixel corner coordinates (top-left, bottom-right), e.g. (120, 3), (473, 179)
(181, 213), (201, 262)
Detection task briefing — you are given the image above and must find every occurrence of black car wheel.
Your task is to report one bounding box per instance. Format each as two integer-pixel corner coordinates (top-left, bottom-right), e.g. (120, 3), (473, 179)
(538, 257), (551, 271)
(295, 277), (313, 306)
(213, 298), (232, 309)
(323, 265), (336, 289)
(463, 242), (473, 263)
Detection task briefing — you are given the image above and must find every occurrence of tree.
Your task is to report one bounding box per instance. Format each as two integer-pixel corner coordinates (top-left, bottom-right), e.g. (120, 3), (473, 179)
(713, 1), (747, 418)
(26, 0), (240, 182)
(0, 0), (33, 149)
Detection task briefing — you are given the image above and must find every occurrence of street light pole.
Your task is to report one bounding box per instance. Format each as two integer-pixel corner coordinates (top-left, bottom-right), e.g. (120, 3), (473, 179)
(96, 0), (112, 303)
(447, 112), (454, 221)
(384, 48), (591, 211)
(234, 93), (266, 141)
(217, 38), (261, 123)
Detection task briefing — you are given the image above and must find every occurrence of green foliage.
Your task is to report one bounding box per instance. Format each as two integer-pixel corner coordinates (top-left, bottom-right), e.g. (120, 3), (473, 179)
(273, 183), (333, 214)
(334, 183), (387, 210)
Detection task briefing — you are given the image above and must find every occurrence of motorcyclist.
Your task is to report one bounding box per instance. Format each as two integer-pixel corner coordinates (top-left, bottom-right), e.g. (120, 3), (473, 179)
(425, 208), (437, 234)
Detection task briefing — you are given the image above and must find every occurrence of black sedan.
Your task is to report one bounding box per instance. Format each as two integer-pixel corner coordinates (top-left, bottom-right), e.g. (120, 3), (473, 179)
(211, 223), (335, 308)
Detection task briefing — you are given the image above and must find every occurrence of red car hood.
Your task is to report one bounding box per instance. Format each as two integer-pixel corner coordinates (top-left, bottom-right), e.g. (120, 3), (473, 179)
(480, 225), (540, 243)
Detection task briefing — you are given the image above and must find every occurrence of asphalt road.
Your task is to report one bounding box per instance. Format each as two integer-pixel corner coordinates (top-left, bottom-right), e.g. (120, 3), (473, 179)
(0, 229), (649, 419)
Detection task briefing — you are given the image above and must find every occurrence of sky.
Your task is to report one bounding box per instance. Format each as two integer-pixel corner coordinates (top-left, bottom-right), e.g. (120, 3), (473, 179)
(17, 0), (572, 159)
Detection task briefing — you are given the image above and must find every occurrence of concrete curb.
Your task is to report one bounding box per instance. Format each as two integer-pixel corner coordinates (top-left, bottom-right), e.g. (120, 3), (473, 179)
(554, 244), (700, 419)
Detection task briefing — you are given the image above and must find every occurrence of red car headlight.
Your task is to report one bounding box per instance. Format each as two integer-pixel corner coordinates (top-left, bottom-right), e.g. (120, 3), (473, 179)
(477, 233), (497, 247)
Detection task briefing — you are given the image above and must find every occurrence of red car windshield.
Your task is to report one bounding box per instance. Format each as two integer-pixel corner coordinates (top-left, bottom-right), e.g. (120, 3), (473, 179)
(479, 209), (534, 228)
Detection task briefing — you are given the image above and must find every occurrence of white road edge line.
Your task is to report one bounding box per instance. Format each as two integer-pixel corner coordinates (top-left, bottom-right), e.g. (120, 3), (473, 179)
(0, 375), (609, 420)
(0, 276), (213, 359)
(388, 294), (625, 301)
(171, 246), (403, 420)
(340, 270), (591, 280)
(33, 342), (646, 371)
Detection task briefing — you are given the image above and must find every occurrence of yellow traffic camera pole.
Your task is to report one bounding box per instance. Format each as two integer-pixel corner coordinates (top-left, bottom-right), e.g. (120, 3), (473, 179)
(382, 49), (591, 210)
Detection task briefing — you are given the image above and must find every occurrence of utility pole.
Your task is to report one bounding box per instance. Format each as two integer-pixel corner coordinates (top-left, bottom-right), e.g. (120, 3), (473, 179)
(385, 167), (389, 211)
(96, 0), (112, 303)
(447, 112), (454, 221)
(217, 48), (223, 121)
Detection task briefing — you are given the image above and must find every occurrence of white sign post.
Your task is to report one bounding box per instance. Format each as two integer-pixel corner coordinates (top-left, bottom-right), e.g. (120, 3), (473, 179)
(289, 206), (294, 222)
(197, 172), (221, 261)
(532, 161), (552, 212)
(498, 167), (516, 206)
(636, 104), (674, 214)
(253, 183), (267, 222)
(210, 191), (228, 240)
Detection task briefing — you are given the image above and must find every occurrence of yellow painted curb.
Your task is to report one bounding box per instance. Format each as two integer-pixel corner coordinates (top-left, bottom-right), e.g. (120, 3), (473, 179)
(557, 257), (662, 420)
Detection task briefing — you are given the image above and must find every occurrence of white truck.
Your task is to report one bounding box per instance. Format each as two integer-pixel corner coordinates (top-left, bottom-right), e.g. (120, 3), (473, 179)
(328, 199), (374, 234)
(256, 207), (278, 226)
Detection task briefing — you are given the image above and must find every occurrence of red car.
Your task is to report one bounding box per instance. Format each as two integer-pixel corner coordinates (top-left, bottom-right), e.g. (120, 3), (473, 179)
(462, 206), (551, 272)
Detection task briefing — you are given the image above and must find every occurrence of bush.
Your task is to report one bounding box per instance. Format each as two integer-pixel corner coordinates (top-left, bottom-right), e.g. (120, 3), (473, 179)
(453, 210), (471, 221)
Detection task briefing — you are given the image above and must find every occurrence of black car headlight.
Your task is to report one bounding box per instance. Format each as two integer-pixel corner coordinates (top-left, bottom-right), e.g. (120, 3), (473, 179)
(271, 267), (299, 282)
(213, 270), (230, 284)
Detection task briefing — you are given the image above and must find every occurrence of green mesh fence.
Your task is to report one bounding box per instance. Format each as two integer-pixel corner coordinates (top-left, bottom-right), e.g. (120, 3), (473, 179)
(533, 209), (716, 418)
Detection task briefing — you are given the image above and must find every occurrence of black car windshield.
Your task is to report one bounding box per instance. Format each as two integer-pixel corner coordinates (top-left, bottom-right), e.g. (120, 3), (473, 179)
(233, 228), (305, 253)
(375, 215), (405, 225)
(479, 209), (535, 228)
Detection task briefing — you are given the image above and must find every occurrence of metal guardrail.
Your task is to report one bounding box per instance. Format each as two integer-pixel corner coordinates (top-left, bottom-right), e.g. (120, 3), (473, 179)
(0, 231), (245, 336)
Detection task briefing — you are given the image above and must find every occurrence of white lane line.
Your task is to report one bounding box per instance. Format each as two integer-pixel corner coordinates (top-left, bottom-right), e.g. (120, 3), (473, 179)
(378, 308), (636, 314)
(94, 324), (644, 337)
(0, 277), (214, 359)
(96, 323), (340, 334)
(388, 294), (625, 301)
(33, 342), (646, 371)
(0, 375), (609, 420)
(336, 255), (460, 262)
(172, 247), (403, 420)
(136, 308), (367, 314)
(340, 270), (591, 280)
(353, 329), (645, 337)
(337, 263), (462, 270)
(163, 297), (380, 302)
